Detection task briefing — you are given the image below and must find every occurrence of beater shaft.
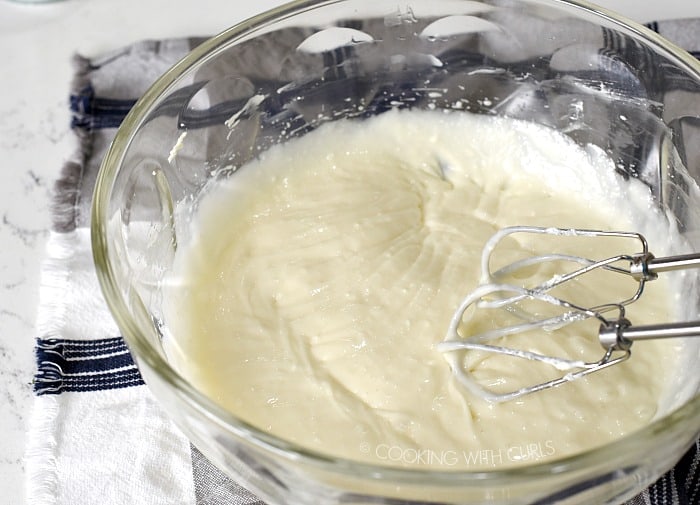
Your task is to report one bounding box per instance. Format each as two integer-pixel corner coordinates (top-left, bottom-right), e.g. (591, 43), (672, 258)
(600, 319), (700, 350)
(645, 253), (700, 275)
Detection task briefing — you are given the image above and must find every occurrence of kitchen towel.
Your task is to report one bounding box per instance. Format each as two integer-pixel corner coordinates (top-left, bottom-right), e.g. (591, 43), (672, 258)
(26, 38), (263, 505)
(24, 19), (700, 505)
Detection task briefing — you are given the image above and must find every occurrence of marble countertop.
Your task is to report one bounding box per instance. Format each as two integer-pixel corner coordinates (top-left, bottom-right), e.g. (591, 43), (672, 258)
(1, 0), (699, 503)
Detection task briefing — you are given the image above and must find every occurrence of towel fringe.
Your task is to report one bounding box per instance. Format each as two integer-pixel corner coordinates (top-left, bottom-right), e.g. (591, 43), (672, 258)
(35, 233), (79, 340)
(52, 54), (94, 233)
(24, 397), (61, 505)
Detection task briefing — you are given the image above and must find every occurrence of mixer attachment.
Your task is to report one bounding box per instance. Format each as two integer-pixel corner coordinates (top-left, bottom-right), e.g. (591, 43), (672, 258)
(438, 226), (700, 403)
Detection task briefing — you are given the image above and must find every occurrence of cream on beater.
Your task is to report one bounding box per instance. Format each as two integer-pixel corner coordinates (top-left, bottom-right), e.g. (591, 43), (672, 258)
(164, 109), (684, 469)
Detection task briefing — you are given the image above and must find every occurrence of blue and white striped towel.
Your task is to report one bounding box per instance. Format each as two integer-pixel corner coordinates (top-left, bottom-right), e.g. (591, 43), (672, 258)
(25, 21), (700, 505)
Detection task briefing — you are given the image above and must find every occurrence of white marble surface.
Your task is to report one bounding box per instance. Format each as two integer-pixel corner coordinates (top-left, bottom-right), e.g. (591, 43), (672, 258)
(1, 0), (699, 503)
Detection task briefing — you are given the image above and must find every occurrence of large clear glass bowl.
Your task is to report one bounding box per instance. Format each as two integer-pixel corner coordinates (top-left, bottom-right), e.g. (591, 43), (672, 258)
(92, 1), (700, 503)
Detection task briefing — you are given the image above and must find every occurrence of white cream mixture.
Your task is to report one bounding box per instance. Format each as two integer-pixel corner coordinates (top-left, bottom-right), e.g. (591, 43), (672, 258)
(165, 109), (684, 469)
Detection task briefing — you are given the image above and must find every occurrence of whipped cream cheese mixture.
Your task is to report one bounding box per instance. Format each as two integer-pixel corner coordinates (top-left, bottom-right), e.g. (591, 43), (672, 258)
(165, 109), (685, 469)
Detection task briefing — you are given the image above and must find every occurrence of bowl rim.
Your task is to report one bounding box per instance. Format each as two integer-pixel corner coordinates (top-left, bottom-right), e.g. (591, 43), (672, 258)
(92, 0), (700, 486)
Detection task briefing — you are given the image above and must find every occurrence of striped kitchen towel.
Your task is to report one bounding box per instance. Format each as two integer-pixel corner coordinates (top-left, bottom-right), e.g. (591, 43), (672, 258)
(24, 18), (700, 505)
(26, 38), (263, 505)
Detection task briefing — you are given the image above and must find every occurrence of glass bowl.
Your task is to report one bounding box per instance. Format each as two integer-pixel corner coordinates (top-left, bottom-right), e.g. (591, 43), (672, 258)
(92, 0), (700, 503)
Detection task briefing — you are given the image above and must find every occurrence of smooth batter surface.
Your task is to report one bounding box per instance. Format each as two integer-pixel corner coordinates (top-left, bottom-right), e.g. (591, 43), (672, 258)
(165, 110), (681, 469)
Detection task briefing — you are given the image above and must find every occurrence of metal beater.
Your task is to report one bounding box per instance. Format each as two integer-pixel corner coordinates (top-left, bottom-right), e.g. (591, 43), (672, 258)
(438, 226), (700, 403)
